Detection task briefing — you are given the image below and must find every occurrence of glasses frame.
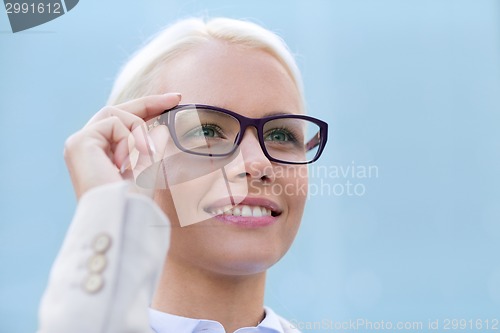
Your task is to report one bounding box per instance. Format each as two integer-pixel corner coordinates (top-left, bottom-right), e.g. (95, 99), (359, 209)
(156, 104), (328, 165)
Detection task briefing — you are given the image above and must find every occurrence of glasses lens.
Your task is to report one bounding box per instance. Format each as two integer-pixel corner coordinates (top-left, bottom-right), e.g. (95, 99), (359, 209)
(173, 106), (240, 155)
(263, 117), (322, 163)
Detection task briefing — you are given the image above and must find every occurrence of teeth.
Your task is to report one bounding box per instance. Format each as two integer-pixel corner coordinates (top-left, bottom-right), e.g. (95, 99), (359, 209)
(252, 206), (262, 217)
(223, 206), (232, 215)
(241, 206), (252, 217)
(233, 207), (241, 216)
(210, 205), (273, 217)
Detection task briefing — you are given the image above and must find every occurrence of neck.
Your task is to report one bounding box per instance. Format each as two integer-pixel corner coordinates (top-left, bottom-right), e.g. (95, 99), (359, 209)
(152, 254), (266, 333)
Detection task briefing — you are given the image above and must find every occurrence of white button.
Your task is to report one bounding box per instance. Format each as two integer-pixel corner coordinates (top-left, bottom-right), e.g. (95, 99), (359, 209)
(93, 233), (111, 253)
(82, 274), (104, 293)
(87, 254), (107, 273)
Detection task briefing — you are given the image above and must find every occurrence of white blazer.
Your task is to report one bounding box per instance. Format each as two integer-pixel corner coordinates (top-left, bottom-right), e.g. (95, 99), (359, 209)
(37, 182), (300, 333)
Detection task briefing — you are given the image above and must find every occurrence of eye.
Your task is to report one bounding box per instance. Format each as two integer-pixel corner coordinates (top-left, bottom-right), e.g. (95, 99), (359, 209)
(264, 128), (296, 142)
(188, 124), (225, 139)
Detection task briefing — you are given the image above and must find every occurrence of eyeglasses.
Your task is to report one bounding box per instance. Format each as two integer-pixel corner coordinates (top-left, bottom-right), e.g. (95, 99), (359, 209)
(151, 104), (328, 165)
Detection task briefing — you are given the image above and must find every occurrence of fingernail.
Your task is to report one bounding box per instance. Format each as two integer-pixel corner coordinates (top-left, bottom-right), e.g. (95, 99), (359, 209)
(148, 136), (157, 155)
(164, 92), (182, 98)
(138, 124), (158, 158)
(120, 158), (132, 174)
(143, 130), (157, 156)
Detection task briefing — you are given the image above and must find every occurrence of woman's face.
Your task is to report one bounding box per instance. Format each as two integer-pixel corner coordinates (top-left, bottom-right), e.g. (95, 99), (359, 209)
(153, 40), (307, 276)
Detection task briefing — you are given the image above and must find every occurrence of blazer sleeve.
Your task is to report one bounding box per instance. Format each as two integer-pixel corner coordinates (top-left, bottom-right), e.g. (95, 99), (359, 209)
(37, 181), (170, 333)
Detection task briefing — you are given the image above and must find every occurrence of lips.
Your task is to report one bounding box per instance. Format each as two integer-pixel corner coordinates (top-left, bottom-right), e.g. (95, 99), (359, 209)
(204, 197), (283, 227)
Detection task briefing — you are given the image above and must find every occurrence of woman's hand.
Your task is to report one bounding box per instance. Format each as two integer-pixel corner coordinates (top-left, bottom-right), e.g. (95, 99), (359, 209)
(64, 93), (181, 200)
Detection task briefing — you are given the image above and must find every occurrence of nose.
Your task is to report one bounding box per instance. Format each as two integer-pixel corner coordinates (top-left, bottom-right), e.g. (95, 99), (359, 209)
(224, 128), (275, 183)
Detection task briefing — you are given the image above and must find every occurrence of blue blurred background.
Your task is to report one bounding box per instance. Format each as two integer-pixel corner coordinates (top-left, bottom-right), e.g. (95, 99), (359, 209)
(1, 0), (499, 332)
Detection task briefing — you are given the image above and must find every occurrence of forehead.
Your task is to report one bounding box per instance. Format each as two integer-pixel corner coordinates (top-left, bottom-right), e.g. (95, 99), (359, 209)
(154, 40), (303, 117)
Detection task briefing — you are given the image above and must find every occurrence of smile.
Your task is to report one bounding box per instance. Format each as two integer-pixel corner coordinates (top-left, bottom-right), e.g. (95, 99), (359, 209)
(204, 197), (283, 227)
(208, 205), (274, 217)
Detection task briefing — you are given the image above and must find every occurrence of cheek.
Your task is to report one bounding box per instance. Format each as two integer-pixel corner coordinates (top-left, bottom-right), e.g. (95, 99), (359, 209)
(279, 166), (308, 239)
(154, 189), (178, 226)
(289, 172), (308, 207)
(279, 165), (308, 212)
(156, 155), (226, 226)
(153, 160), (212, 227)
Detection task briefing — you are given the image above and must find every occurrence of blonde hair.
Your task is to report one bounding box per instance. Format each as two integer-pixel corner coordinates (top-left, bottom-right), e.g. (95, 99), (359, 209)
(107, 17), (304, 108)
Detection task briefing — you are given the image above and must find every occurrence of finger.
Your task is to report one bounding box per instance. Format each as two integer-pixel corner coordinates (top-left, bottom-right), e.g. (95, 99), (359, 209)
(147, 125), (171, 189)
(85, 116), (130, 149)
(86, 107), (153, 165)
(114, 93), (181, 121)
(85, 106), (145, 130)
(125, 122), (172, 189)
(114, 130), (135, 171)
(83, 116), (132, 172)
(129, 126), (165, 178)
(130, 112), (175, 164)
(148, 123), (170, 161)
(118, 123), (162, 177)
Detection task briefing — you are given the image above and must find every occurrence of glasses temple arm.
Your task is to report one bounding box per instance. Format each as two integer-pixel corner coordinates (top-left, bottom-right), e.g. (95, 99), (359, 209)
(305, 132), (321, 152)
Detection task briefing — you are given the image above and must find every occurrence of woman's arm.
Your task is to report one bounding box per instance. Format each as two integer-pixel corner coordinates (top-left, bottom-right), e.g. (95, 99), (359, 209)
(38, 182), (169, 333)
(38, 94), (180, 333)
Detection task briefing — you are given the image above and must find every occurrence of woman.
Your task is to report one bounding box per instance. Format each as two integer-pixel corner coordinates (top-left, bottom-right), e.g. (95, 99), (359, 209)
(38, 17), (327, 333)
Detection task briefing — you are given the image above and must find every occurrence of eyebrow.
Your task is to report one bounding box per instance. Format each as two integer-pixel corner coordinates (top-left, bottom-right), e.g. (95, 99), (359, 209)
(261, 111), (293, 117)
(175, 108), (236, 121)
(214, 104), (295, 117)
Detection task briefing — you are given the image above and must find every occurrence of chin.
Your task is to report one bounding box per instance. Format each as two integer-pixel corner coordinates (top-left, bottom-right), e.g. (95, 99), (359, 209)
(201, 241), (289, 276)
(205, 256), (279, 276)
(170, 230), (283, 275)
